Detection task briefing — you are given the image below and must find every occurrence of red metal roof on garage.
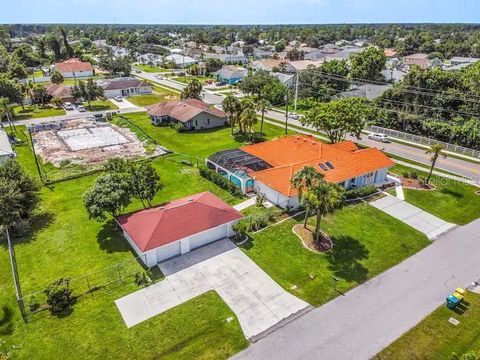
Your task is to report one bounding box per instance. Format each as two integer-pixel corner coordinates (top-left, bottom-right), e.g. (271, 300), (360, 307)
(116, 192), (243, 252)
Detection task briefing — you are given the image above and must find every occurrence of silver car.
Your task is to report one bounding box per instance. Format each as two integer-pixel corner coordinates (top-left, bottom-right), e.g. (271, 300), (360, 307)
(368, 133), (390, 143)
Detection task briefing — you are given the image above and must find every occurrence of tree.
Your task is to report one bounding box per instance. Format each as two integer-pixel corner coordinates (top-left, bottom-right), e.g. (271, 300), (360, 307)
(350, 47), (387, 81)
(302, 98), (371, 143)
(222, 95), (242, 134)
(51, 97), (64, 108)
(0, 159), (39, 229)
(205, 58), (223, 74)
(304, 181), (344, 245)
(0, 97), (14, 130)
(60, 27), (74, 58)
(83, 173), (132, 220)
(98, 53), (132, 76)
(72, 79), (105, 107)
(291, 166), (324, 227)
(44, 278), (74, 314)
(180, 79), (202, 100)
(274, 40), (286, 53)
(240, 107), (257, 138)
(130, 162), (163, 208)
(255, 98), (270, 133)
(50, 69), (64, 84)
(425, 144), (446, 184)
(286, 47), (305, 61)
(0, 75), (23, 105)
(31, 84), (48, 105)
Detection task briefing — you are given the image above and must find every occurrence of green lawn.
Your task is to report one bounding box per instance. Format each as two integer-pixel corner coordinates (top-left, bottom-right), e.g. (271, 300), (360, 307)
(116, 112), (293, 159)
(375, 292), (480, 360)
(172, 75), (214, 85)
(135, 64), (170, 73)
(390, 164), (480, 225)
(13, 105), (66, 120)
(127, 92), (178, 107)
(241, 203), (430, 306)
(84, 99), (118, 112)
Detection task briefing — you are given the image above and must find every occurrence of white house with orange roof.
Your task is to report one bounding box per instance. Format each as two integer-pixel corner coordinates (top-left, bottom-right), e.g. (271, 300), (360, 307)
(54, 58), (93, 78)
(207, 135), (394, 209)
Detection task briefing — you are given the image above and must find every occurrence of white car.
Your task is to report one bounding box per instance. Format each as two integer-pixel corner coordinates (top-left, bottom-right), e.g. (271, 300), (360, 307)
(113, 96), (123, 102)
(155, 74), (164, 80)
(289, 112), (300, 120)
(63, 102), (74, 110)
(77, 104), (86, 112)
(368, 133), (390, 143)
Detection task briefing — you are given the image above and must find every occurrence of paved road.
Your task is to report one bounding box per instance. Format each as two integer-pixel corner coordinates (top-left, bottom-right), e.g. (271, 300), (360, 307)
(233, 218), (480, 360)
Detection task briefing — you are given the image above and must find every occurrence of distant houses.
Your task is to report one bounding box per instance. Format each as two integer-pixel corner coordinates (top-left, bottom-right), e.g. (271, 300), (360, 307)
(147, 99), (227, 131)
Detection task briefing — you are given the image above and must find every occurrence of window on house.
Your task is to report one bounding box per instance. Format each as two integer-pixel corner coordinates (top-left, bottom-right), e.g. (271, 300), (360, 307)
(195, 120), (198, 126)
(207, 118), (210, 124)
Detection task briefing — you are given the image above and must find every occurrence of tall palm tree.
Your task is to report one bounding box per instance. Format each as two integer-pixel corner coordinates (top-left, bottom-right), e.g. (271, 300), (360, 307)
(240, 108), (257, 139)
(222, 95), (241, 135)
(291, 166), (324, 227)
(305, 181), (344, 245)
(425, 144), (446, 184)
(256, 98), (270, 134)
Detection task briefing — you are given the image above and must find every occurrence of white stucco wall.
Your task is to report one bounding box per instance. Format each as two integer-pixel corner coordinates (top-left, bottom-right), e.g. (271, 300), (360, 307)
(59, 70), (93, 78)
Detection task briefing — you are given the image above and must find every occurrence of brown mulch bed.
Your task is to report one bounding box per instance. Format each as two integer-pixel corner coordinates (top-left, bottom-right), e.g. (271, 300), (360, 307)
(390, 173), (436, 190)
(292, 224), (332, 253)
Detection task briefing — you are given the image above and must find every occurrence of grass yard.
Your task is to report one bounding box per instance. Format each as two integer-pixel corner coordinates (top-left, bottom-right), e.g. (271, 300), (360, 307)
(116, 112), (293, 159)
(135, 64), (170, 73)
(375, 292), (480, 360)
(172, 75), (214, 85)
(84, 99), (118, 111)
(127, 92), (178, 107)
(13, 105), (66, 120)
(241, 203), (430, 306)
(0, 127), (250, 358)
(390, 164), (480, 225)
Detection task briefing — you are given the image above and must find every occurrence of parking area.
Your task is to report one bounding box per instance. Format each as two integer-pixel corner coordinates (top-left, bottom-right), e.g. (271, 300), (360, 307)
(115, 239), (310, 340)
(370, 195), (456, 239)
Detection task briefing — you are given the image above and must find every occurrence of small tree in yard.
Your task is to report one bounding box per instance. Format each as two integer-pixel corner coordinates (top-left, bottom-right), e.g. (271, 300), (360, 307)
(32, 84), (48, 105)
(180, 79), (202, 100)
(130, 162), (163, 208)
(51, 96), (64, 108)
(426, 144), (446, 184)
(50, 69), (64, 84)
(44, 278), (74, 314)
(72, 79), (105, 107)
(304, 181), (344, 245)
(291, 166), (324, 228)
(255, 98), (270, 134)
(83, 173), (132, 220)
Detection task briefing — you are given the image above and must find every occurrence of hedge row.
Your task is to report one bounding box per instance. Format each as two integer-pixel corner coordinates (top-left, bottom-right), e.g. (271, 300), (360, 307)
(198, 165), (242, 196)
(344, 184), (378, 200)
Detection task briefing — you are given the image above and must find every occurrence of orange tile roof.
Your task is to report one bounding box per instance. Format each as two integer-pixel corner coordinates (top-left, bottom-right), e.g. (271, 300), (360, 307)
(241, 135), (394, 197)
(55, 58), (93, 73)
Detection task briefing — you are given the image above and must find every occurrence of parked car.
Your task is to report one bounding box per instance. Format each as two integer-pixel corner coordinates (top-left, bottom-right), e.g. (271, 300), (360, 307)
(77, 104), (86, 112)
(155, 74), (164, 80)
(135, 69), (141, 74)
(63, 102), (74, 110)
(368, 133), (390, 143)
(113, 96), (123, 102)
(215, 81), (227, 86)
(289, 112), (300, 120)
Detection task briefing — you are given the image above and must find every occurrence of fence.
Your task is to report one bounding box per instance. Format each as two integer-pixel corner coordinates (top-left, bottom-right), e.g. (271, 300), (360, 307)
(20, 254), (149, 319)
(367, 125), (480, 159)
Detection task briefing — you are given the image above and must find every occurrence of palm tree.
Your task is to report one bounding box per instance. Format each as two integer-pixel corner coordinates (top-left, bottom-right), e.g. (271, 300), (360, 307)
(240, 108), (257, 139)
(0, 97), (14, 132)
(180, 79), (202, 100)
(425, 144), (446, 184)
(305, 181), (344, 245)
(222, 95), (241, 135)
(291, 166), (324, 227)
(256, 98), (270, 134)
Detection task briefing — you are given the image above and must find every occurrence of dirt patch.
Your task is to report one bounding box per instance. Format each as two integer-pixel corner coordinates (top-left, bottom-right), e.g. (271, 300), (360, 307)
(292, 224), (332, 253)
(390, 173), (436, 191)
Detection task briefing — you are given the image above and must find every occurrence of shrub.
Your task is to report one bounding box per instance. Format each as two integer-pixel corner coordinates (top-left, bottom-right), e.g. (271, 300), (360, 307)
(410, 171), (419, 179)
(232, 221), (248, 241)
(402, 171), (411, 179)
(256, 193), (265, 207)
(198, 166), (242, 196)
(344, 185), (378, 200)
(44, 278), (75, 314)
(134, 272), (152, 287)
(169, 122), (187, 133)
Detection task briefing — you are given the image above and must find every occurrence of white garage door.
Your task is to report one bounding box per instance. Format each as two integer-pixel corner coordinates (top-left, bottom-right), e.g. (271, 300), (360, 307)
(156, 241), (181, 262)
(189, 225), (227, 250)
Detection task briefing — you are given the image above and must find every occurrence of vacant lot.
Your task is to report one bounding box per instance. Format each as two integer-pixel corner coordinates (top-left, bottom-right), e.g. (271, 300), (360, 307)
(241, 203), (430, 306)
(135, 64), (171, 73)
(375, 292), (480, 360)
(390, 164), (480, 225)
(13, 105), (66, 120)
(127, 91), (178, 107)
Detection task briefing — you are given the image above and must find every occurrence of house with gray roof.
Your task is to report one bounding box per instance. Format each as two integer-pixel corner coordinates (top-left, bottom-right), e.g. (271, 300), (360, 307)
(0, 129), (14, 163)
(97, 78), (152, 98)
(213, 66), (248, 84)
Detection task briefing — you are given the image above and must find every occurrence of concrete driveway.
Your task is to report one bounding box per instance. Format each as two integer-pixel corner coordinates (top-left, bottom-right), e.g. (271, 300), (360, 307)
(109, 97), (138, 109)
(115, 239), (310, 340)
(370, 195), (455, 239)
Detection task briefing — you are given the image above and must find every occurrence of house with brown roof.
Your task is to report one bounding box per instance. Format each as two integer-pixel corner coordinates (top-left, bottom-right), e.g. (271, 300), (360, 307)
(206, 135), (394, 209)
(403, 53), (429, 69)
(147, 99), (227, 130)
(54, 58), (93, 78)
(45, 84), (76, 103)
(97, 77), (152, 98)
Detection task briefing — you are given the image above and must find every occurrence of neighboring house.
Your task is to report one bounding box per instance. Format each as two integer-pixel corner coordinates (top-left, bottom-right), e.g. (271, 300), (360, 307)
(213, 65), (248, 84)
(147, 99), (227, 130)
(45, 84), (76, 103)
(165, 54), (197, 68)
(137, 53), (163, 66)
(117, 191), (243, 266)
(403, 53), (429, 69)
(324, 47), (363, 62)
(289, 60), (324, 72)
(271, 72), (295, 88)
(449, 56), (480, 66)
(337, 84), (392, 100)
(54, 58), (93, 78)
(206, 135), (394, 209)
(0, 129), (14, 163)
(304, 49), (326, 61)
(251, 59), (293, 72)
(384, 48), (398, 58)
(97, 78), (152, 98)
(204, 53), (248, 64)
(381, 69), (407, 83)
(253, 48), (273, 59)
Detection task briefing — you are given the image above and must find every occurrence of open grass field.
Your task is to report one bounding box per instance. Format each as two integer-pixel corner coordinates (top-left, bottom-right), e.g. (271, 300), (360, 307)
(13, 105), (66, 120)
(241, 203), (430, 306)
(84, 99), (118, 111)
(127, 89), (179, 106)
(0, 124), (250, 358)
(375, 292), (480, 360)
(135, 64), (171, 73)
(172, 75), (215, 85)
(389, 164), (480, 225)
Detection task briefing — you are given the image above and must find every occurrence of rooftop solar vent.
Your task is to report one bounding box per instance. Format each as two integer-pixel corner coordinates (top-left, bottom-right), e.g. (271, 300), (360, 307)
(325, 161), (334, 169)
(319, 163), (328, 171)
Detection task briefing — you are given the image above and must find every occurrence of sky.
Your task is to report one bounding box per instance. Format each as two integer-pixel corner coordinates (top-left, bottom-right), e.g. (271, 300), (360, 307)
(1, 0), (479, 24)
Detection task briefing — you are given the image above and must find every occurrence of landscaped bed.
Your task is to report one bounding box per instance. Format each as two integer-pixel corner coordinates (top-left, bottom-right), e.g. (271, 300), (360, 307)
(241, 202), (430, 306)
(389, 164), (480, 225)
(374, 291), (480, 360)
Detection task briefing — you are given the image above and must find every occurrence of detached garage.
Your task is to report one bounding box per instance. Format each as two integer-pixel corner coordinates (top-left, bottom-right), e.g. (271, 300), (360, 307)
(116, 192), (243, 267)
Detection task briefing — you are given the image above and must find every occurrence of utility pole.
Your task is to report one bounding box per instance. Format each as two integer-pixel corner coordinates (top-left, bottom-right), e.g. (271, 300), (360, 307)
(6, 228), (27, 322)
(294, 72), (299, 112)
(284, 92), (289, 134)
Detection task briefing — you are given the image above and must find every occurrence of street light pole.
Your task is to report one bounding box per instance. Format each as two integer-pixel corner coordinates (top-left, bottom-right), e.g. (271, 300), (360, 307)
(284, 92), (289, 134)
(6, 228), (27, 322)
